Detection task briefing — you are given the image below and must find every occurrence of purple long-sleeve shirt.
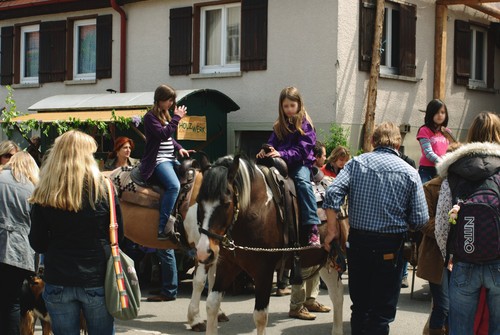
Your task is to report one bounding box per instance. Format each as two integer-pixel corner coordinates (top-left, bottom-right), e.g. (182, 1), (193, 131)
(268, 117), (316, 169)
(140, 110), (182, 181)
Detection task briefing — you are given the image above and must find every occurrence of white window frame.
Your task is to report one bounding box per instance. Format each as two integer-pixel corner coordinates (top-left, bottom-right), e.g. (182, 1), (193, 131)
(200, 3), (241, 74)
(20, 24), (39, 84)
(380, 2), (398, 75)
(469, 25), (487, 88)
(73, 18), (96, 80)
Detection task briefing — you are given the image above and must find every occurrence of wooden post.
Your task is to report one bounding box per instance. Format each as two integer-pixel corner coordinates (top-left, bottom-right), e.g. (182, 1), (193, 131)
(434, 4), (448, 100)
(363, 0), (384, 153)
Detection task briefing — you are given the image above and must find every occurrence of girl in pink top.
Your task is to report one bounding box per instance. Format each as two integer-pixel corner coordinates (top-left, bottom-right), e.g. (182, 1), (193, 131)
(416, 99), (451, 183)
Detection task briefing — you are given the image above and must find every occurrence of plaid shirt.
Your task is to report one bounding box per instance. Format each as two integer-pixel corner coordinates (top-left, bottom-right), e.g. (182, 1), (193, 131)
(323, 147), (428, 234)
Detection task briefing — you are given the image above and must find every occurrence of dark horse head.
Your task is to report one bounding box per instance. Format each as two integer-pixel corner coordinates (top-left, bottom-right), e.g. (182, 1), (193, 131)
(195, 155), (280, 265)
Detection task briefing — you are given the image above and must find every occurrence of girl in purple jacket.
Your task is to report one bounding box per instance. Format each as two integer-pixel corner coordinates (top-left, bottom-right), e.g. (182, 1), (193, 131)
(256, 86), (321, 246)
(140, 85), (191, 240)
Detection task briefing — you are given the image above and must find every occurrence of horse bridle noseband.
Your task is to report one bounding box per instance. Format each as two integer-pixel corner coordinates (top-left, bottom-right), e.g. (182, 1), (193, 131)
(198, 188), (240, 250)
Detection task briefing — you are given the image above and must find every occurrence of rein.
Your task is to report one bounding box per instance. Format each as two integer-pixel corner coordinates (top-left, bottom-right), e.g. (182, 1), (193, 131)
(198, 188), (322, 253)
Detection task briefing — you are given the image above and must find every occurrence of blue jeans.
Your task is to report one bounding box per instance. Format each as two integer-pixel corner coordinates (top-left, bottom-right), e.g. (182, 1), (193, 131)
(42, 284), (114, 335)
(153, 160), (180, 233)
(157, 249), (178, 298)
(347, 231), (405, 335)
(289, 165), (320, 225)
(448, 260), (500, 335)
(418, 166), (436, 184)
(429, 267), (450, 329)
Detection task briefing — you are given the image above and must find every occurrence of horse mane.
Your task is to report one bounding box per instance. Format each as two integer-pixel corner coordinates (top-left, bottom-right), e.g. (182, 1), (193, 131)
(198, 155), (257, 212)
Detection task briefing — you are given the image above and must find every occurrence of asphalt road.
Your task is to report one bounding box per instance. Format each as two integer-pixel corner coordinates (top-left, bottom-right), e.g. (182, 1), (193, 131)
(109, 266), (431, 335)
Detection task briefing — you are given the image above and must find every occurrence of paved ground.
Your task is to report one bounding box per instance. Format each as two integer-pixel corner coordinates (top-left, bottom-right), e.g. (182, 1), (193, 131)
(34, 266), (433, 334)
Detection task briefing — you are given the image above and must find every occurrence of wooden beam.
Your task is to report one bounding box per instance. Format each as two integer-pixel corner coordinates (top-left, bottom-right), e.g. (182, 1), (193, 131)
(363, 0), (385, 153)
(434, 4), (448, 100)
(469, 4), (500, 19)
(437, 0), (500, 5)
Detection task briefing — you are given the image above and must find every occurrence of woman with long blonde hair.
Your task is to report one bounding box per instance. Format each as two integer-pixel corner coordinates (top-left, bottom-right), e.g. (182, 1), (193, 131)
(0, 140), (20, 167)
(0, 152), (39, 334)
(29, 130), (123, 335)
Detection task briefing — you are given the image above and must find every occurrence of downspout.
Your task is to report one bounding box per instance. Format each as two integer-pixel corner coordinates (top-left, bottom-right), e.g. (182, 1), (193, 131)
(110, 0), (127, 92)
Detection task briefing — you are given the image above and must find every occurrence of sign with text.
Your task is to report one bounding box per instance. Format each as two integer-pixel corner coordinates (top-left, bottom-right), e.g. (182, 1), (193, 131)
(177, 116), (207, 141)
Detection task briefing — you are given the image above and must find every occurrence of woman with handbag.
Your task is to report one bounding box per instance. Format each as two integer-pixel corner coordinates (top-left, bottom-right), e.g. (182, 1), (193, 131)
(29, 130), (123, 335)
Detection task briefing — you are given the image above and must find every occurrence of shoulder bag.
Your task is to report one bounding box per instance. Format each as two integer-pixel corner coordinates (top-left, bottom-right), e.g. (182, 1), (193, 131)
(104, 179), (141, 320)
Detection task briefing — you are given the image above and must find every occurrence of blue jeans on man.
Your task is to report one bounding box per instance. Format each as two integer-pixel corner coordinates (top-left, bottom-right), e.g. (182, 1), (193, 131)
(346, 231), (405, 335)
(448, 260), (500, 334)
(157, 249), (178, 299)
(429, 268), (449, 330)
(43, 284), (114, 334)
(153, 160), (180, 234)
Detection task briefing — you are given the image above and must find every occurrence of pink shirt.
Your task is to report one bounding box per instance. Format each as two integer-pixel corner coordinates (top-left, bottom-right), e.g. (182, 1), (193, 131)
(417, 126), (449, 167)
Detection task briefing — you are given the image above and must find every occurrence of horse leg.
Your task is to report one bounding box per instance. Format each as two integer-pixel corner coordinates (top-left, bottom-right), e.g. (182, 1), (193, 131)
(251, 264), (275, 335)
(320, 266), (344, 335)
(188, 264), (207, 332)
(206, 264), (229, 323)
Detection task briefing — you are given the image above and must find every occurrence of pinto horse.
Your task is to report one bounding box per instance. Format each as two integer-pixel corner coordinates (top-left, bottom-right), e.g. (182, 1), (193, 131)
(104, 155), (227, 331)
(196, 155), (344, 335)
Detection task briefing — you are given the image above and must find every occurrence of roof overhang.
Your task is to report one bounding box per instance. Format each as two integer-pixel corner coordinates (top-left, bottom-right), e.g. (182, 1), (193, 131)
(11, 110), (147, 123)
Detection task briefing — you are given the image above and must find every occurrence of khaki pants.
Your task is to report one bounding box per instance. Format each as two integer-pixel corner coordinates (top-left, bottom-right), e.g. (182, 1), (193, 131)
(290, 265), (321, 310)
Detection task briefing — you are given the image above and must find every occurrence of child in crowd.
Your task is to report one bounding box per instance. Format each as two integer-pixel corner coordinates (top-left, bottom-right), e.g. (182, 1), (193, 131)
(256, 86), (321, 246)
(321, 145), (351, 178)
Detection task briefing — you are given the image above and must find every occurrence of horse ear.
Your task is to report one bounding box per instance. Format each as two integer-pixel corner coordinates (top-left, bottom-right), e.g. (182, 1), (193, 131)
(227, 155), (240, 184)
(197, 151), (212, 172)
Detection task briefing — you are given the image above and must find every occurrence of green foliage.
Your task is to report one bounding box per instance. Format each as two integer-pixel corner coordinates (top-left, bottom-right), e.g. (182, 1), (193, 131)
(320, 122), (350, 155)
(0, 86), (144, 140)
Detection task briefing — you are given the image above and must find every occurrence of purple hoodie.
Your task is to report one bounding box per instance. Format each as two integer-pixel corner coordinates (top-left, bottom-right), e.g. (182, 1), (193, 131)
(140, 110), (183, 181)
(268, 117), (316, 169)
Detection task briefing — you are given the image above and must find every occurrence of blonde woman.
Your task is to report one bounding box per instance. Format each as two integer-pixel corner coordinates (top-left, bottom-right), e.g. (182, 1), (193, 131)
(29, 130), (123, 335)
(0, 152), (39, 334)
(0, 140), (20, 167)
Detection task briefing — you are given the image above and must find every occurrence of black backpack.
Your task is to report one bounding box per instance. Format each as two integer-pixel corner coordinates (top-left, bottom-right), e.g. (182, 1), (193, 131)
(448, 172), (500, 263)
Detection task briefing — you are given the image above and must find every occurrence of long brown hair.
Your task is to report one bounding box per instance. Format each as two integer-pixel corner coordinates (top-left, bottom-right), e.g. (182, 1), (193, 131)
(273, 86), (314, 141)
(152, 84), (176, 126)
(466, 112), (500, 144)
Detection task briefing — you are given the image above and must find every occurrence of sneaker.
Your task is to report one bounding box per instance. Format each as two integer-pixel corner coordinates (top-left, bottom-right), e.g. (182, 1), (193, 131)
(308, 225), (320, 247)
(275, 287), (291, 296)
(304, 301), (331, 313)
(401, 276), (409, 288)
(288, 306), (316, 320)
(157, 231), (180, 243)
(157, 232), (169, 240)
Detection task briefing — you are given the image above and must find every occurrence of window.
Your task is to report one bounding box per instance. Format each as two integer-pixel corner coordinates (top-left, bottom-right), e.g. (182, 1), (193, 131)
(73, 19), (97, 80)
(380, 3), (399, 75)
(169, 0), (268, 76)
(200, 4), (240, 73)
(454, 20), (495, 89)
(359, 0), (416, 77)
(20, 25), (39, 84)
(470, 26), (487, 87)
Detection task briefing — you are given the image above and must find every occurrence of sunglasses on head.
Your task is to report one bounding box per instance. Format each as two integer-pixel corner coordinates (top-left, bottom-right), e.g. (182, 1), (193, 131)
(1, 153), (13, 159)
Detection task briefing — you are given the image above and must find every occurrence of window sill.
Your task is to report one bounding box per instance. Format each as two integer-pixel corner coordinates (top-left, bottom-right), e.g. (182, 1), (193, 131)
(190, 72), (242, 79)
(11, 83), (40, 89)
(466, 85), (496, 94)
(380, 73), (420, 83)
(65, 79), (97, 85)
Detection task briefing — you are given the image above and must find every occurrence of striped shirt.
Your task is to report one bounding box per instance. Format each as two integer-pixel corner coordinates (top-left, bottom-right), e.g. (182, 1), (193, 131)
(156, 123), (176, 165)
(323, 146), (428, 234)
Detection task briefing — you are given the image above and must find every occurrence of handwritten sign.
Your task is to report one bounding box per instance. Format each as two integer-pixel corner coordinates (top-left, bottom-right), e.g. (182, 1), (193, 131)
(177, 116), (207, 141)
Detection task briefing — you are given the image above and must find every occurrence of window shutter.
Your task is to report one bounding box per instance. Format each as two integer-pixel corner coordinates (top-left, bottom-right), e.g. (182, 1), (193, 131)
(39, 21), (66, 83)
(399, 3), (416, 77)
(359, 0), (376, 72)
(0, 26), (14, 85)
(487, 25), (495, 89)
(240, 0), (268, 71)
(96, 14), (112, 79)
(454, 20), (470, 86)
(169, 7), (192, 76)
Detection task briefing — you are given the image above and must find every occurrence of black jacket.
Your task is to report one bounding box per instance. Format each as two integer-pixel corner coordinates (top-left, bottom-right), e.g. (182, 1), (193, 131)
(29, 192), (123, 287)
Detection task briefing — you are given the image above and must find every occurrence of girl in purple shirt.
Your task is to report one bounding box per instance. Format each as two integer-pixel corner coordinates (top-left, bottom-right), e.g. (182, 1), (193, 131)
(256, 87), (321, 246)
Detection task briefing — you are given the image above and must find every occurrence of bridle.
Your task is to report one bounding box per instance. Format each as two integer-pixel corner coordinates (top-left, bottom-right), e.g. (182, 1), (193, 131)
(198, 188), (240, 250)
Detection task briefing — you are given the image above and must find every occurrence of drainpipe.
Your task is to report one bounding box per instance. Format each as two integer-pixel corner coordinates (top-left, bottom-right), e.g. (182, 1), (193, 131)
(110, 0), (127, 92)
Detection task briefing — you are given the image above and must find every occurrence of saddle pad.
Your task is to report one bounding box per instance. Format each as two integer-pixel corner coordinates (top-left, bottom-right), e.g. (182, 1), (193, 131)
(109, 167), (161, 209)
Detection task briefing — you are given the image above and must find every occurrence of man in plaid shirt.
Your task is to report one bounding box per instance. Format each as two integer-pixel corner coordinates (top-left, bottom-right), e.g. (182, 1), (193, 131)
(323, 122), (428, 335)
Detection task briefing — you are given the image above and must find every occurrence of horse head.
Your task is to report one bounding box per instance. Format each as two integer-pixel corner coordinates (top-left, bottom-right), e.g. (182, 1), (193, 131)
(196, 155), (243, 265)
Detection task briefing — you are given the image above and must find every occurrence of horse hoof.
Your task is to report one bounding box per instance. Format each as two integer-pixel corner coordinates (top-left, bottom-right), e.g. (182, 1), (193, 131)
(191, 322), (206, 332)
(218, 313), (229, 322)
